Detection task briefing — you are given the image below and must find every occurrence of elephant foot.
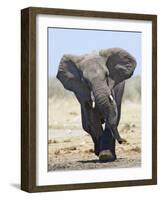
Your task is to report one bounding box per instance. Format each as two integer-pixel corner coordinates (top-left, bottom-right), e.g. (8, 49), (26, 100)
(99, 150), (116, 162)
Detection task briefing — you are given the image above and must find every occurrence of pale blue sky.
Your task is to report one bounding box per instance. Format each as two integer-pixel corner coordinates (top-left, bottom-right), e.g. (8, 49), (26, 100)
(48, 28), (141, 77)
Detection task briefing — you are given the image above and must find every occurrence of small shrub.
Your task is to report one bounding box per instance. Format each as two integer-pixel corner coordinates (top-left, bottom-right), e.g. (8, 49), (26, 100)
(123, 76), (141, 103)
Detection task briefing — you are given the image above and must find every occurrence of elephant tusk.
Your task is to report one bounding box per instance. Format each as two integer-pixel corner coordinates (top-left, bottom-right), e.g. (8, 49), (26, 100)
(109, 94), (114, 101)
(91, 91), (95, 109)
(91, 91), (95, 102)
(92, 101), (95, 109)
(102, 123), (105, 131)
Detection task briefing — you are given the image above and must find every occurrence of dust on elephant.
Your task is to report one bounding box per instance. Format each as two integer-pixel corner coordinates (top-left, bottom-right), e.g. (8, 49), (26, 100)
(56, 48), (136, 162)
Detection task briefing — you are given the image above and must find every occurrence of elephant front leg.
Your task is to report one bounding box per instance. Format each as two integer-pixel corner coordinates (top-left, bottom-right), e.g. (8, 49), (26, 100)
(98, 82), (125, 162)
(81, 104), (116, 161)
(99, 123), (116, 162)
(81, 103), (103, 156)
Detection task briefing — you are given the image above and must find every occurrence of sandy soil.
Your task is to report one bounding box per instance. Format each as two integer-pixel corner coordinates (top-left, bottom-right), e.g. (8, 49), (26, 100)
(48, 122), (141, 171)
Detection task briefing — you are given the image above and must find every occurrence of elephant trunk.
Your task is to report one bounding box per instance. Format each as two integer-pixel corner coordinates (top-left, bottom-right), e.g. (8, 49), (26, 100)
(91, 80), (126, 144)
(91, 80), (117, 125)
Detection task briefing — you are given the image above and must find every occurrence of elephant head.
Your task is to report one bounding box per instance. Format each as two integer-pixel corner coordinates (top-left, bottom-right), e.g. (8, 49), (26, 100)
(56, 48), (136, 145)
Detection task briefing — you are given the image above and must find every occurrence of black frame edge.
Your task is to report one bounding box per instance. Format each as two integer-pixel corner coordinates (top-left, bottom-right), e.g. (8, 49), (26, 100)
(21, 7), (37, 192)
(21, 8), (30, 192)
(152, 15), (157, 185)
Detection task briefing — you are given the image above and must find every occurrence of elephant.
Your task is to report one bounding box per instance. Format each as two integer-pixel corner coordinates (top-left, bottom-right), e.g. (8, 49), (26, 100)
(56, 48), (136, 162)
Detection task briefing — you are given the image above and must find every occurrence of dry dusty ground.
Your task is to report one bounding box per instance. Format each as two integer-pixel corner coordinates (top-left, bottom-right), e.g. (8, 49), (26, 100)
(48, 97), (141, 171)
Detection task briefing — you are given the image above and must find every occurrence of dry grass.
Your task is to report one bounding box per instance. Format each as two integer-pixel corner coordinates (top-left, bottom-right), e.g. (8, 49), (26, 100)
(49, 76), (141, 101)
(123, 76), (141, 102)
(48, 96), (81, 129)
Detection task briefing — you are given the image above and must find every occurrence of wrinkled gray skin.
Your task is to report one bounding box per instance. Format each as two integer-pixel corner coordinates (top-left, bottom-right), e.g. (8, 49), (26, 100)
(57, 48), (136, 162)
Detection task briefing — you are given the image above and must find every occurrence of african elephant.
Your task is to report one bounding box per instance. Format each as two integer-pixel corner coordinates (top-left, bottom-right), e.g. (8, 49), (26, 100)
(56, 48), (136, 162)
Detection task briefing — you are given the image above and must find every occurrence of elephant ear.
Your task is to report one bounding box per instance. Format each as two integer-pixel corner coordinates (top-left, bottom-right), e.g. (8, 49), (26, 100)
(56, 54), (91, 103)
(99, 48), (136, 88)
